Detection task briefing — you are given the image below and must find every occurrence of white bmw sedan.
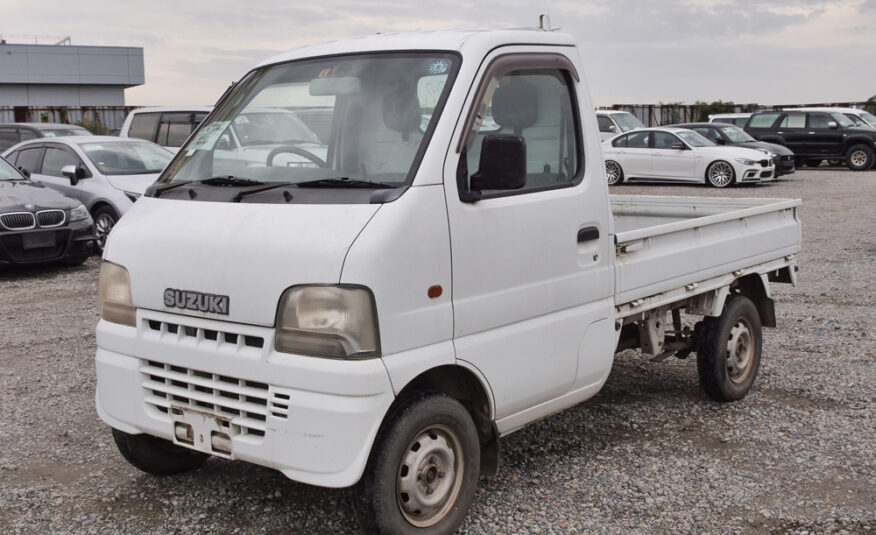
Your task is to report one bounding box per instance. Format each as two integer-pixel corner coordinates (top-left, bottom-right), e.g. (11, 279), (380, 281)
(602, 127), (775, 187)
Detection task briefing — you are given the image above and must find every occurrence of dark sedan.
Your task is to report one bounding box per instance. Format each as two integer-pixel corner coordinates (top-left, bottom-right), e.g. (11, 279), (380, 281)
(0, 156), (96, 267)
(669, 122), (796, 177)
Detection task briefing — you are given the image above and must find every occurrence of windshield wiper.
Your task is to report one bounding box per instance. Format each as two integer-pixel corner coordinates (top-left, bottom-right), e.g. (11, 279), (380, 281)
(151, 176), (263, 198)
(296, 177), (395, 189)
(232, 183), (288, 202)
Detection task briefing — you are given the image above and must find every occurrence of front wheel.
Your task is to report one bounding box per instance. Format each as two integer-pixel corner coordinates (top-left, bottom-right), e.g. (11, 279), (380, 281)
(605, 160), (624, 185)
(696, 295), (762, 402)
(706, 160), (735, 188)
(353, 393), (480, 535)
(93, 206), (118, 252)
(846, 144), (875, 171)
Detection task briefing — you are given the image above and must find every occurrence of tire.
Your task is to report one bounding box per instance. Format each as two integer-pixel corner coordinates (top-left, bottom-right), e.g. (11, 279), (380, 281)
(696, 295), (762, 402)
(706, 160), (735, 188)
(605, 160), (624, 185)
(92, 205), (119, 252)
(845, 144), (875, 171)
(353, 393), (480, 535)
(112, 428), (208, 476)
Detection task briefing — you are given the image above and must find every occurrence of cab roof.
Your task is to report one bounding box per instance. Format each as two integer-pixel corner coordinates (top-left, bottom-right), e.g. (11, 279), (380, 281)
(257, 29), (576, 68)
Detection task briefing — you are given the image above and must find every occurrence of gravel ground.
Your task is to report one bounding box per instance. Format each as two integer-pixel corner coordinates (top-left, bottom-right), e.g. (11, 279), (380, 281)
(0, 167), (873, 534)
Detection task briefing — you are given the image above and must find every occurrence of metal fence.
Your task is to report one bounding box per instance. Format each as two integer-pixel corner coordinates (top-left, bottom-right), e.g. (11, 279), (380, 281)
(0, 106), (135, 132)
(600, 102), (868, 127)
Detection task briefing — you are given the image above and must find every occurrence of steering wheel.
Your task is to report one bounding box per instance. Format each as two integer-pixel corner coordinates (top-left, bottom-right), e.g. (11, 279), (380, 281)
(266, 145), (326, 167)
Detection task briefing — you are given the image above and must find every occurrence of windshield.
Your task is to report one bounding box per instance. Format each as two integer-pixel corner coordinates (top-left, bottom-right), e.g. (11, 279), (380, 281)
(161, 52), (459, 196)
(860, 112), (876, 126)
(82, 141), (172, 175)
(613, 112), (645, 132)
(42, 127), (92, 137)
(830, 113), (855, 128)
(0, 156), (26, 181)
(677, 130), (715, 147)
(718, 125), (756, 142)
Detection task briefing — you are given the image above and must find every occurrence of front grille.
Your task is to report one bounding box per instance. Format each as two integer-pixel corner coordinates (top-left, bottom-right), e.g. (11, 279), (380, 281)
(145, 318), (265, 349)
(36, 210), (65, 228)
(759, 159), (773, 167)
(0, 212), (36, 230)
(141, 360), (284, 437)
(762, 170), (774, 178)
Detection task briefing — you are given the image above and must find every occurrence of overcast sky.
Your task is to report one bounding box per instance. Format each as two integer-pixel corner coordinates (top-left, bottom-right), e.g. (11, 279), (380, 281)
(2, 0), (874, 107)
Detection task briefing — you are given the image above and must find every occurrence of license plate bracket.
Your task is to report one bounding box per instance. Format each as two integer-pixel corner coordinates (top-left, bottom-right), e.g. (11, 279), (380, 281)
(170, 405), (235, 458)
(22, 231), (56, 250)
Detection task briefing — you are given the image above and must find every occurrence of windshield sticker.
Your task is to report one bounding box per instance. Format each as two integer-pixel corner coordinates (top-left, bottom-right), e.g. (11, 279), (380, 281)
(318, 68), (332, 78)
(186, 121), (229, 151)
(428, 59), (450, 75)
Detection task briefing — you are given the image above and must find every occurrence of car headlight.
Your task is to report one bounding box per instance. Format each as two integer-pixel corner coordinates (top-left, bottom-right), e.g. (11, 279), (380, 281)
(735, 158), (757, 166)
(69, 204), (90, 222)
(275, 285), (379, 359)
(98, 261), (136, 326)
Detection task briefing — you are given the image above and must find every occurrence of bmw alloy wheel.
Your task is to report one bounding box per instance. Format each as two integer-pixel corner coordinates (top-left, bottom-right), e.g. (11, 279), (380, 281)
(707, 161), (734, 187)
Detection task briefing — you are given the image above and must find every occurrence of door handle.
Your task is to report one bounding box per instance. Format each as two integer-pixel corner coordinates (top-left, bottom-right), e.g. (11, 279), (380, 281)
(577, 226), (600, 243)
(808, 132), (816, 134)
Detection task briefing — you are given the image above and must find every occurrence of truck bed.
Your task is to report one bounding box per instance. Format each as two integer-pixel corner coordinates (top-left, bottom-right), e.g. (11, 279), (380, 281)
(611, 195), (802, 307)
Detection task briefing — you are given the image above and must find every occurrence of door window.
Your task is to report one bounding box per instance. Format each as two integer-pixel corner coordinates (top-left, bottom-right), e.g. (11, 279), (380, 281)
(779, 114), (806, 128)
(128, 112), (161, 141)
(461, 67), (581, 198)
(42, 147), (81, 177)
(653, 131), (681, 149)
(748, 113), (779, 128)
(597, 115), (614, 133)
(692, 127), (720, 142)
(156, 113), (196, 147)
(0, 129), (18, 151)
(14, 147), (43, 173)
(19, 129), (38, 142)
(625, 130), (650, 148)
(807, 113), (832, 128)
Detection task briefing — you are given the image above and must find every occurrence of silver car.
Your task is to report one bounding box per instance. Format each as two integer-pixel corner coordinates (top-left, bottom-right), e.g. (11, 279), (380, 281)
(2, 136), (172, 250)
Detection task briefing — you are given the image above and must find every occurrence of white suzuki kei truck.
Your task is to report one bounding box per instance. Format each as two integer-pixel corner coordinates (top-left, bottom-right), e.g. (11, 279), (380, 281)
(95, 28), (802, 534)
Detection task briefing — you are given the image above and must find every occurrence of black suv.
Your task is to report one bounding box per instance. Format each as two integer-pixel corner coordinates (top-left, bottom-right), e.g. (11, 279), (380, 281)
(0, 123), (93, 152)
(670, 122), (796, 176)
(743, 111), (876, 171)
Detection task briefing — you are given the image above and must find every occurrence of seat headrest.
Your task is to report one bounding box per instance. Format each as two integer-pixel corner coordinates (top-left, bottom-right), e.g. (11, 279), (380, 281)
(382, 79), (421, 136)
(492, 77), (537, 131)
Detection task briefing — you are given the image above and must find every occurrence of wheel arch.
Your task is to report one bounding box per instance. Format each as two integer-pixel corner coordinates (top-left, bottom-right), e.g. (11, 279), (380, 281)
(390, 364), (499, 477)
(89, 200), (118, 218)
(731, 273), (776, 328)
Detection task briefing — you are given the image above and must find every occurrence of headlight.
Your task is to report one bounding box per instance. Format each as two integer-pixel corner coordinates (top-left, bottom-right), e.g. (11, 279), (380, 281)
(275, 285), (379, 359)
(735, 158), (757, 166)
(69, 204), (90, 222)
(98, 261), (136, 326)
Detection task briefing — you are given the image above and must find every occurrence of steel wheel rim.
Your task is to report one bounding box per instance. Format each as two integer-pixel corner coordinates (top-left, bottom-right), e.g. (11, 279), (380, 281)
(726, 318), (754, 383)
(708, 162), (733, 187)
(94, 213), (115, 250)
(605, 161), (621, 185)
(850, 150), (867, 167)
(397, 423), (464, 528)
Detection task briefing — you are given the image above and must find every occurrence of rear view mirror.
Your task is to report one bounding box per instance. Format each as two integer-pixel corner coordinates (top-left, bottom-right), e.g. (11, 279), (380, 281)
(309, 76), (362, 96)
(62, 164), (88, 185)
(469, 134), (526, 192)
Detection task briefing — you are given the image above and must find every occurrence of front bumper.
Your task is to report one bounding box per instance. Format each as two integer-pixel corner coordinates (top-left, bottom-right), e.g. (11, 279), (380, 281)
(739, 164), (776, 183)
(0, 218), (95, 266)
(774, 154), (796, 177)
(95, 310), (395, 488)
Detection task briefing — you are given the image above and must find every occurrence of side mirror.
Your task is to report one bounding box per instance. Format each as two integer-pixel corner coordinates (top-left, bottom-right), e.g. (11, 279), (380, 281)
(670, 142), (687, 150)
(17, 166), (30, 179)
(468, 134), (526, 195)
(61, 164), (88, 185)
(608, 125), (617, 133)
(827, 121), (838, 129)
(215, 133), (233, 151)
(714, 138), (726, 145)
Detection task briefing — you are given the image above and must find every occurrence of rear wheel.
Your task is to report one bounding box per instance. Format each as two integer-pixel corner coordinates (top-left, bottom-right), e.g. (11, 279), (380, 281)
(696, 295), (762, 402)
(605, 160), (624, 185)
(706, 160), (735, 188)
(846, 144), (875, 171)
(353, 393), (480, 535)
(112, 428), (208, 476)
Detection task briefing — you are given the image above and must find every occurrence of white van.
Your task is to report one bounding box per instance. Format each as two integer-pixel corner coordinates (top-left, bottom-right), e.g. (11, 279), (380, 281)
(595, 110), (645, 140)
(95, 28), (801, 534)
(119, 107), (213, 153)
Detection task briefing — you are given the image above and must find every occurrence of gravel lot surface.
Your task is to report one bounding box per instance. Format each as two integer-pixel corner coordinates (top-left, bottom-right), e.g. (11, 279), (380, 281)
(1, 167), (873, 534)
